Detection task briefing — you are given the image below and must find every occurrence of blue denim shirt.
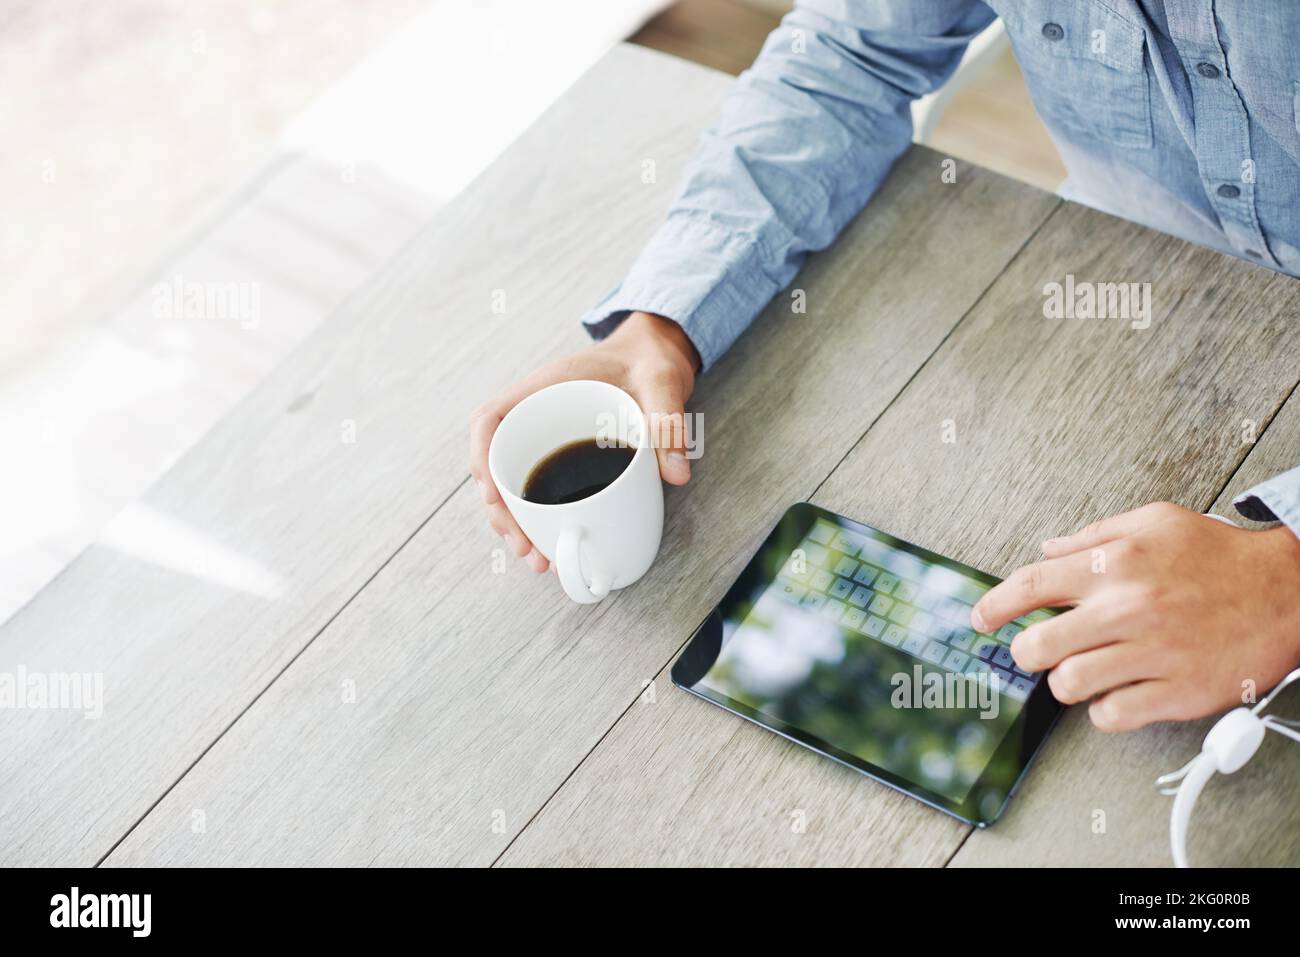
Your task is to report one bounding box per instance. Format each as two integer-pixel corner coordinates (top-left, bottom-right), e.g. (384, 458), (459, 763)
(582, 0), (1300, 534)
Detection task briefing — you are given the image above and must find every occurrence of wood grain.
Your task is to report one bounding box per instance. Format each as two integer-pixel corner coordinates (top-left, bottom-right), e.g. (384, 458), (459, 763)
(0, 45), (739, 866)
(499, 200), (1300, 867)
(104, 145), (1059, 864)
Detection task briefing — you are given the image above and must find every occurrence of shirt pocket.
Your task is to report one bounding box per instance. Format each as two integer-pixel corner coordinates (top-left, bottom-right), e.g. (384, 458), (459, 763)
(997, 0), (1152, 149)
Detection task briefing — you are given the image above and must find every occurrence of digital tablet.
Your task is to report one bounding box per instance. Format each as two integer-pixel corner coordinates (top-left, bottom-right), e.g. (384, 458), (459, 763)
(671, 503), (1063, 826)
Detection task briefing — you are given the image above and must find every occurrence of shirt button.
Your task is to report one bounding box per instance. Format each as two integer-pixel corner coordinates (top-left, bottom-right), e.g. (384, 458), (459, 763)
(1217, 184), (1241, 198)
(1196, 62), (1220, 79)
(1041, 22), (1064, 41)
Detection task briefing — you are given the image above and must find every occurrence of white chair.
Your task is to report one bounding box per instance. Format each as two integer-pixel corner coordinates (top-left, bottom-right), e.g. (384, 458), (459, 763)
(912, 19), (1010, 145)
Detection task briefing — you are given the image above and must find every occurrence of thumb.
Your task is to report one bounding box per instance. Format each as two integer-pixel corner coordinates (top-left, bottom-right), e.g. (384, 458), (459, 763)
(637, 380), (692, 486)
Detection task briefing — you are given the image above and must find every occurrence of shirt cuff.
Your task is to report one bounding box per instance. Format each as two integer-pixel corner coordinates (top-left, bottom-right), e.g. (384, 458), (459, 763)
(1233, 464), (1300, 538)
(580, 213), (782, 371)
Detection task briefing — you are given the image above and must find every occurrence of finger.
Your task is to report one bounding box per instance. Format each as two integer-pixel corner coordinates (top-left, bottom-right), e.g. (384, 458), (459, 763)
(468, 362), (577, 503)
(1088, 680), (1178, 732)
(1041, 502), (1180, 558)
(634, 372), (692, 486)
(1010, 606), (1112, 673)
(469, 362), (582, 570)
(971, 550), (1098, 633)
(1045, 642), (1161, 705)
(468, 404), (506, 506)
(485, 501), (534, 560)
(477, 464), (546, 572)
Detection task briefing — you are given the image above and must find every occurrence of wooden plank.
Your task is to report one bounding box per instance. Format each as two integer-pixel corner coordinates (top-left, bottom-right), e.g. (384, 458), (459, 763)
(104, 151), (1060, 865)
(0, 44), (742, 866)
(630, 0), (778, 77)
(951, 388), (1300, 868)
(498, 201), (1300, 867)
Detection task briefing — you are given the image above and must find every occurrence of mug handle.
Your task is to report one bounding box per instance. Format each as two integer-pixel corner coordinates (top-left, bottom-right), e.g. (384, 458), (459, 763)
(556, 527), (613, 604)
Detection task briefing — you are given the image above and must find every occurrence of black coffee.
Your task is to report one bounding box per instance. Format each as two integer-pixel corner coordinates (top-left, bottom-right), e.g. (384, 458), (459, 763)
(522, 438), (634, 505)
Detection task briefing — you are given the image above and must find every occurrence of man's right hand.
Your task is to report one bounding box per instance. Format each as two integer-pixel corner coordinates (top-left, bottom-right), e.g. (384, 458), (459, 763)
(468, 311), (701, 573)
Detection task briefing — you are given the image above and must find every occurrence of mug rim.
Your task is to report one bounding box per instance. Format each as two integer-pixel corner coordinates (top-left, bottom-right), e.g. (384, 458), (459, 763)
(487, 379), (654, 510)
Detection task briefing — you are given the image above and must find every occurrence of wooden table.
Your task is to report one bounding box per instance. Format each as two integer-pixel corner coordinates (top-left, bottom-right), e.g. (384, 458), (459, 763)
(4, 45), (1298, 868)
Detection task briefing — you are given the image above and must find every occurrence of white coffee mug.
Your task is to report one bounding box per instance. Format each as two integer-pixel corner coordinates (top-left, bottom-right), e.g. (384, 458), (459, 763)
(487, 380), (664, 603)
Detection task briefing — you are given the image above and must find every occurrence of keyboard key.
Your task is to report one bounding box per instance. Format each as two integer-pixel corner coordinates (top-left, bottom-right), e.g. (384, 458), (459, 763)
(991, 667), (1015, 693)
(869, 594), (894, 616)
(774, 578), (806, 603)
(829, 577), (853, 600)
(909, 610), (934, 635)
(864, 615), (887, 638)
(996, 623), (1023, 644)
(841, 607), (867, 631)
(808, 522), (836, 545)
(913, 589), (941, 610)
(883, 624), (910, 648)
(1013, 664), (1035, 679)
(893, 580), (919, 604)
(945, 600), (974, 625)
(963, 657), (992, 676)
(946, 628), (976, 651)
(900, 631), (927, 655)
(802, 543), (831, 568)
(819, 599), (848, 621)
(784, 560), (812, 583)
(1006, 675), (1034, 702)
(800, 592), (827, 611)
(852, 564), (879, 587)
(943, 649), (970, 672)
(831, 530), (867, 557)
(810, 569), (834, 592)
(833, 555), (859, 579)
(920, 640), (948, 664)
(992, 645), (1015, 670)
(973, 639), (1000, 661)
(874, 572), (900, 595)
(923, 617), (951, 639)
(887, 603), (915, 627)
(848, 585), (873, 608)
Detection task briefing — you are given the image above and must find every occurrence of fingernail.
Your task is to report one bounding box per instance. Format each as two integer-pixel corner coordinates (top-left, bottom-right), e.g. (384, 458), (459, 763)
(971, 606), (988, 632)
(1042, 537), (1062, 550)
(666, 451), (689, 477)
(527, 549), (546, 573)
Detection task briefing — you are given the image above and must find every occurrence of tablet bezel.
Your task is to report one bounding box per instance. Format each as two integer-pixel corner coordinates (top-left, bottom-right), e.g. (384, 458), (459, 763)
(670, 501), (1064, 827)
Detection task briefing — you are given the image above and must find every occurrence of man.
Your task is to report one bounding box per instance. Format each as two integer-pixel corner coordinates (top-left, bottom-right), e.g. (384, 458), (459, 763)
(469, 1), (1300, 731)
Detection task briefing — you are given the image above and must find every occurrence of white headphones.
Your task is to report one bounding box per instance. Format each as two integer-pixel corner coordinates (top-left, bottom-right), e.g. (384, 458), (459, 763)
(1156, 666), (1300, 867)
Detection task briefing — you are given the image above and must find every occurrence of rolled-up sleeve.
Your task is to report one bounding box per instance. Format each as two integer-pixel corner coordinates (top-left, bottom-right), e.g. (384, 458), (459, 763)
(1234, 465), (1300, 539)
(582, 0), (996, 370)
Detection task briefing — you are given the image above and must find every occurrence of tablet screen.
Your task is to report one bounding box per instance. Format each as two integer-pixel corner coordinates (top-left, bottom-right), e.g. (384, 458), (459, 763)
(673, 503), (1062, 825)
